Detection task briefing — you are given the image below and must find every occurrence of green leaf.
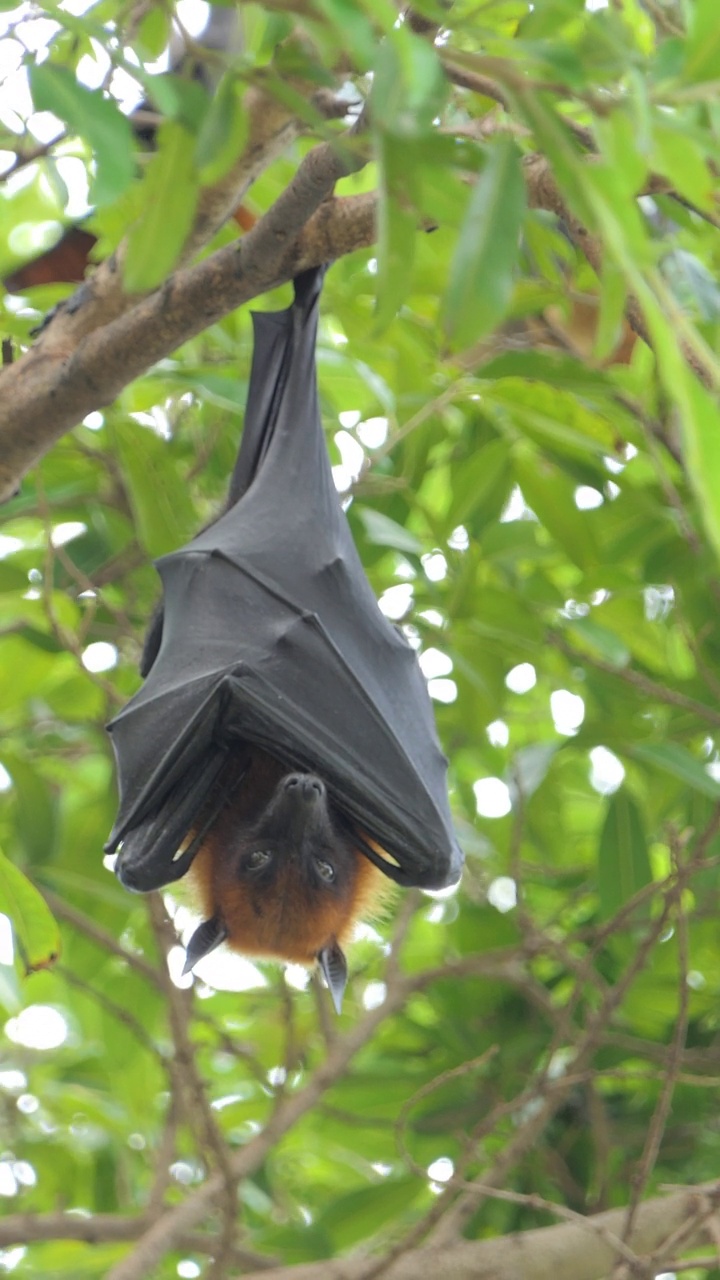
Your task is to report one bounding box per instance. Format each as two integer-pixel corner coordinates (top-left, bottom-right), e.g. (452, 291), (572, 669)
(356, 506), (422, 554)
(148, 74), (210, 132)
(594, 258), (627, 364)
(631, 742), (720, 801)
(0, 850), (61, 973)
(317, 1178), (422, 1249)
(0, 636), (57, 710)
(313, 0), (380, 70)
(597, 790), (652, 920)
(677, 376), (720, 565)
(442, 138), (525, 350)
(519, 0), (585, 38)
(4, 758), (59, 866)
(0, 562), (29, 592)
(371, 31), (446, 138)
(514, 449), (599, 569)
(449, 438), (512, 529)
(159, 370), (248, 413)
(374, 133), (418, 330)
(566, 617), (630, 667)
(595, 105), (648, 199)
(683, 0), (720, 84)
(480, 350), (614, 395)
(651, 118), (713, 213)
(124, 122), (200, 292)
(29, 63), (135, 206)
(136, 6), (171, 59)
(112, 420), (197, 556)
(509, 743), (558, 801)
(0, 962), (21, 1013)
(489, 379), (617, 458)
(197, 73), (249, 186)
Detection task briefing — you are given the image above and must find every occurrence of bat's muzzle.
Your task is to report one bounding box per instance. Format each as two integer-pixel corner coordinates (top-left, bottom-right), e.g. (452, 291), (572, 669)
(282, 773), (325, 802)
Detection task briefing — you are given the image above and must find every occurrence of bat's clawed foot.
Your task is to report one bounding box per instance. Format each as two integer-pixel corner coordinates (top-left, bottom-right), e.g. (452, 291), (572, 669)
(182, 915), (229, 975)
(318, 940), (347, 1014)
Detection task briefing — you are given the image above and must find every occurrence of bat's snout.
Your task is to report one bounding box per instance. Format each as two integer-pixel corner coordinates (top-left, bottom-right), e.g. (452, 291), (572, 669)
(282, 773), (325, 804)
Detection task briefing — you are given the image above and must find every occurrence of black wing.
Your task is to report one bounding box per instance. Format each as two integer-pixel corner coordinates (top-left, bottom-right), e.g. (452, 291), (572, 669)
(106, 268), (463, 892)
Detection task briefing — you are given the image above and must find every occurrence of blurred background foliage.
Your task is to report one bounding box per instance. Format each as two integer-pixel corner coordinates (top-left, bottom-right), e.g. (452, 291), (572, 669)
(1, 0), (720, 1277)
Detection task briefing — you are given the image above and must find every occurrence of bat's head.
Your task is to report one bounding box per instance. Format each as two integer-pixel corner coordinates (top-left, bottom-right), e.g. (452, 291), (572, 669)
(184, 753), (387, 1012)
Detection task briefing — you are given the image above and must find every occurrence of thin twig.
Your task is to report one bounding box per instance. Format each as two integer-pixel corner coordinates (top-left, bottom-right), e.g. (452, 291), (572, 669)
(549, 631), (720, 730)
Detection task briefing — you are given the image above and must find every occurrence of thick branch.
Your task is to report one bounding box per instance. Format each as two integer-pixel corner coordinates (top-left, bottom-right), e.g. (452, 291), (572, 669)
(2, 1184), (716, 1280)
(0, 179), (375, 501)
(236, 1184), (719, 1280)
(41, 84), (347, 350)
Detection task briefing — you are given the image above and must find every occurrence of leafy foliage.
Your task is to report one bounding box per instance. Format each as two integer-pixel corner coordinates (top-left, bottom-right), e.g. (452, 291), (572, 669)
(0, 0), (720, 1278)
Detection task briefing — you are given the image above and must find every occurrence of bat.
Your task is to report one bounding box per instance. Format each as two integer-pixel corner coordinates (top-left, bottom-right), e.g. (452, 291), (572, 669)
(105, 266), (462, 1010)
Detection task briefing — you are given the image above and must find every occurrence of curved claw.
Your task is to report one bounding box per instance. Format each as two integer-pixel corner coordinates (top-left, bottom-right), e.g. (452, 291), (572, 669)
(182, 916), (228, 975)
(318, 940), (348, 1015)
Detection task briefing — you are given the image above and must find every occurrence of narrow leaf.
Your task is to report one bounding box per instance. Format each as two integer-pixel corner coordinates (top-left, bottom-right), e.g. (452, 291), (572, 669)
(449, 439), (511, 529)
(631, 741), (720, 801)
(29, 63), (135, 206)
(113, 421), (196, 556)
(598, 790), (652, 920)
(374, 133), (417, 330)
(567, 618), (630, 667)
(196, 73), (248, 186)
(5, 758), (58, 866)
(0, 851), (61, 974)
(684, 0), (720, 84)
(371, 31), (446, 138)
(136, 6), (171, 59)
(514, 450), (598, 570)
(356, 507), (422, 554)
(678, 376), (720, 565)
(124, 122), (200, 292)
(442, 138), (525, 350)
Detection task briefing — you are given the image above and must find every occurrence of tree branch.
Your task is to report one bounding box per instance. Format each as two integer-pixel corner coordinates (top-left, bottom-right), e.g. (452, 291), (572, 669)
(103, 951), (518, 1280)
(241, 1186), (720, 1280)
(2, 1185), (717, 1279)
(0, 174), (374, 500)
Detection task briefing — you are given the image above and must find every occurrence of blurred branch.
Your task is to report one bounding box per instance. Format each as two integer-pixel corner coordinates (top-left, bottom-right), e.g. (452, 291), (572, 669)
(548, 631), (720, 729)
(146, 895), (240, 1276)
(238, 1182), (718, 1280)
(104, 949), (520, 1280)
(57, 964), (163, 1060)
(44, 890), (165, 989)
(429, 861), (688, 1244)
(614, 832), (692, 1271)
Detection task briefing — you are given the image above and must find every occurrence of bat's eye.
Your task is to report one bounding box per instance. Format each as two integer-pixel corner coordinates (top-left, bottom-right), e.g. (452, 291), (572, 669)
(314, 858), (335, 883)
(246, 849), (272, 871)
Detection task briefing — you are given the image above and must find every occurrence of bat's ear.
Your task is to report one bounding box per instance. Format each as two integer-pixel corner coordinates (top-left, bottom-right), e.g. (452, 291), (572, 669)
(182, 916), (228, 975)
(318, 940), (347, 1015)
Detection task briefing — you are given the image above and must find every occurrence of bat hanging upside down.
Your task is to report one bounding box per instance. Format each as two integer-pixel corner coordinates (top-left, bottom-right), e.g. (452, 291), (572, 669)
(180, 748), (388, 1012)
(106, 267), (462, 1013)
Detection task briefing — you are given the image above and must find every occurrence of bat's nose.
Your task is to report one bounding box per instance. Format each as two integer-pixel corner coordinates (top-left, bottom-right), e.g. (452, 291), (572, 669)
(283, 773), (325, 803)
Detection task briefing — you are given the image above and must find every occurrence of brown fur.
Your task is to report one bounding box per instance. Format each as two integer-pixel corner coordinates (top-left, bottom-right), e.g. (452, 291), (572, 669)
(188, 748), (389, 966)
